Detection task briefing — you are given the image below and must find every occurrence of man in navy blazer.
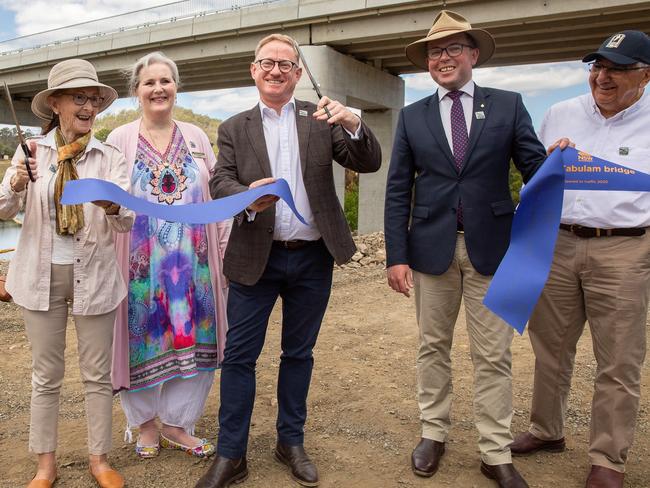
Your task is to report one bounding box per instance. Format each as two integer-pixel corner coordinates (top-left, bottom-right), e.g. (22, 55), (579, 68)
(384, 11), (546, 488)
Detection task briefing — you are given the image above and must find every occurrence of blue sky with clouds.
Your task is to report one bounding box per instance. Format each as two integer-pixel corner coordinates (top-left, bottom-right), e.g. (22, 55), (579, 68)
(0, 0), (590, 131)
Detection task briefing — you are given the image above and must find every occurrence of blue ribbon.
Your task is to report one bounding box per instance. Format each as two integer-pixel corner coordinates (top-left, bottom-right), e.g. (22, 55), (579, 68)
(484, 147), (650, 334)
(61, 178), (307, 225)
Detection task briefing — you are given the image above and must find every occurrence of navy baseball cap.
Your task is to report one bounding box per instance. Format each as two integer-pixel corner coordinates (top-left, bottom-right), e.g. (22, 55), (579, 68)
(582, 30), (650, 65)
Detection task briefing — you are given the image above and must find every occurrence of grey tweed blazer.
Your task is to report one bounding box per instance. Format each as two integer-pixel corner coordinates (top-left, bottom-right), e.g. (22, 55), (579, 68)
(210, 99), (382, 286)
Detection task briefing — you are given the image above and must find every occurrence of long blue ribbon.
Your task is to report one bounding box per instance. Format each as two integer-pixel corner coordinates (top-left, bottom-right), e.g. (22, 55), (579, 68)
(61, 178), (307, 225)
(484, 147), (650, 334)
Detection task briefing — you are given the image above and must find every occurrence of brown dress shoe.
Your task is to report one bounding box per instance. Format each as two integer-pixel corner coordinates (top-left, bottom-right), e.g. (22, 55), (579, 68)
(274, 443), (319, 487)
(585, 465), (624, 488)
(194, 456), (248, 488)
(411, 438), (445, 477)
(26, 479), (55, 488)
(89, 468), (124, 488)
(510, 432), (566, 456)
(480, 462), (529, 488)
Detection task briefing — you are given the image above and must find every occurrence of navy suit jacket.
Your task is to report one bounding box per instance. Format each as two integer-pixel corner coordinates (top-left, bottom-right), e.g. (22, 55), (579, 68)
(384, 84), (547, 276)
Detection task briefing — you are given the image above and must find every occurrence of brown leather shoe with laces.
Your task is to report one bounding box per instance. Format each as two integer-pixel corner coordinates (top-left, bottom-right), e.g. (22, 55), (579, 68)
(274, 443), (319, 487)
(585, 465), (624, 488)
(194, 456), (248, 488)
(411, 438), (445, 477)
(510, 432), (566, 456)
(480, 462), (529, 488)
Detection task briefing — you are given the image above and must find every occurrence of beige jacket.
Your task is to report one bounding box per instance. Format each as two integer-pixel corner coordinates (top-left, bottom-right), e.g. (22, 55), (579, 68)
(0, 130), (134, 314)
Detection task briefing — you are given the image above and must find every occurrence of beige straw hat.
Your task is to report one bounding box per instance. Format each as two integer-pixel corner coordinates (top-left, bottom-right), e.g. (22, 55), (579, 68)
(31, 59), (118, 120)
(405, 10), (496, 70)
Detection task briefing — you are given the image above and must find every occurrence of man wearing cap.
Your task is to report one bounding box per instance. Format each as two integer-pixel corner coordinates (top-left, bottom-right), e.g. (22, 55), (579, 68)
(510, 31), (650, 488)
(384, 10), (546, 488)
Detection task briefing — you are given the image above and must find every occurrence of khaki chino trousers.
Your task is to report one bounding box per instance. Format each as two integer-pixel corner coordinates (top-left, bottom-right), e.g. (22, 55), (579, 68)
(413, 235), (515, 465)
(528, 229), (650, 472)
(23, 264), (116, 455)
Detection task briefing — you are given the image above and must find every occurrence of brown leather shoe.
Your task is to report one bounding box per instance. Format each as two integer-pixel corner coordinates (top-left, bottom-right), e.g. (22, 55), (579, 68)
(89, 468), (124, 488)
(411, 438), (445, 477)
(274, 443), (319, 487)
(480, 462), (529, 488)
(194, 456), (248, 488)
(585, 465), (624, 488)
(510, 432), (565, 456)
(26, 479), (56, 488)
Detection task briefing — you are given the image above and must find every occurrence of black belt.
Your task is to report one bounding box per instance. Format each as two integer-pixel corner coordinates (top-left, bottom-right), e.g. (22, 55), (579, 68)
(559, 223), (646, 238)
(273, 239), (319, 250)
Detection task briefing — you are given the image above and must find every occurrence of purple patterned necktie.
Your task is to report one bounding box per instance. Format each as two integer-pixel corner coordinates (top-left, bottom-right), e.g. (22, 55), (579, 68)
(447, 90), (468, 227)
(448, 90), (468, 170)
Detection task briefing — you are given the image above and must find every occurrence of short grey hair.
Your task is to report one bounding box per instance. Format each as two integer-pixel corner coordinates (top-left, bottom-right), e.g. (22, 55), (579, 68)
(125, 51), (180, 96)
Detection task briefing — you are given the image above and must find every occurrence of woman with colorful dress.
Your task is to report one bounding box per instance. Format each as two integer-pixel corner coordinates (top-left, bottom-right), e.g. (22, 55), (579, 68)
(108, 52), (230, 459)
(0, 59), (132, 488)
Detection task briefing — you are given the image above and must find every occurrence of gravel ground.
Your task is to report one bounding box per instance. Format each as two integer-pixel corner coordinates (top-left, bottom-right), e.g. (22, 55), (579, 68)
(1, 260), (649, 487)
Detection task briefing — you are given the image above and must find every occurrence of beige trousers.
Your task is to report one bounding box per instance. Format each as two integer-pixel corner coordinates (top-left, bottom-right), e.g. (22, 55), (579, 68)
(23, 264), (116, 455)
(413, 235), (514, 465)
(528, 230), (650, 473)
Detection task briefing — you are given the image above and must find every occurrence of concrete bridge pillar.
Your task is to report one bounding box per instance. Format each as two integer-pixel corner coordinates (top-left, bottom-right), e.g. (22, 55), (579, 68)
(0, 98), (41, 130)
(294, 45), (404, 234)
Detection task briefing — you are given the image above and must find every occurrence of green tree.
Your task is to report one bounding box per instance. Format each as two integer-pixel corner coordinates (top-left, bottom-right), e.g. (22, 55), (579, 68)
(94, 107), (221, 148)
(0, 127), (34, 157)
(94, 127), (111, 142)
(509, 161), (524, 204)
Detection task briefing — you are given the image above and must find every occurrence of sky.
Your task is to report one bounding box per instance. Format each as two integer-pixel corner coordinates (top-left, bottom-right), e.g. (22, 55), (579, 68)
(0, 0), (591, 131)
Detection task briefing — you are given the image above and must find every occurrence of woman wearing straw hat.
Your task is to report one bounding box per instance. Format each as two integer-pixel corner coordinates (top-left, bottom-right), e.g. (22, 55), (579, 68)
(0, 59), (133, 488)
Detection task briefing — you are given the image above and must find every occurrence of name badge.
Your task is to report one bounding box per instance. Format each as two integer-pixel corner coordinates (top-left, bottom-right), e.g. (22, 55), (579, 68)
(191, 151), (206, 159)
(475, 111), (485, 120)
(299, 109), (308, 117)
(619, 147), (629, 156)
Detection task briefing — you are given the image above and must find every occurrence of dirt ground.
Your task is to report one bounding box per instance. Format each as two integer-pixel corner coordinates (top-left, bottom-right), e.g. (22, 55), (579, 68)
(1, 263), (649, 488)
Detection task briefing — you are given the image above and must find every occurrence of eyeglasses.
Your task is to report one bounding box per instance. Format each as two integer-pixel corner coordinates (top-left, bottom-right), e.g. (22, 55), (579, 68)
(255, 58), (299, 73)
(63, 93), (106, 107)
(589, 62), (648, 76)
(426, 43), (475, 60)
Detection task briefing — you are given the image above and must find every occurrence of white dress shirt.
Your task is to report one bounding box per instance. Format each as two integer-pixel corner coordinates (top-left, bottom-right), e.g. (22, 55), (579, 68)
(259, 98), (321, 241)
(438, 80), (475, 147)
(539, 90), (650, 228)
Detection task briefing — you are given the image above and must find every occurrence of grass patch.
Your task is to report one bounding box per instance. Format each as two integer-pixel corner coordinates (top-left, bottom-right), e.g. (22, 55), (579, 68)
(0, 160), (11, 181)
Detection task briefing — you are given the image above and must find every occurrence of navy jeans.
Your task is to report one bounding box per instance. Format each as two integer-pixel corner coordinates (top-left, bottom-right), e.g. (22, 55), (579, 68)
(217, 240), (334, 458)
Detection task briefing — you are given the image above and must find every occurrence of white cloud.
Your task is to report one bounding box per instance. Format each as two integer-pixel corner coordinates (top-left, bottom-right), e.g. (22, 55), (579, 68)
(403, 61), (587, 97)
(185, 88), (260, 119)
(0, 0), (176, 38)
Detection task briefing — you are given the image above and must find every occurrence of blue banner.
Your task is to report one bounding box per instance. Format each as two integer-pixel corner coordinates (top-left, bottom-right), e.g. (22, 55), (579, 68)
(61, 178), (307, 225)
(484, 147), (650, 334)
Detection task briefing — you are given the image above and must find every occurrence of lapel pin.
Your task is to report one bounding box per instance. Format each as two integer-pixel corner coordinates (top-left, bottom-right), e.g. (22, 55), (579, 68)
(619, 147), (629, 156)
(480, 103), (485, 108)
(299, 109), (308, 117)
(475, 111), (485, 120)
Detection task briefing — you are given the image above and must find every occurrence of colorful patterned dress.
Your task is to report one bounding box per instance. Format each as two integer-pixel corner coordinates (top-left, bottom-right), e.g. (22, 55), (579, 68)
(127, 125), (217, 391)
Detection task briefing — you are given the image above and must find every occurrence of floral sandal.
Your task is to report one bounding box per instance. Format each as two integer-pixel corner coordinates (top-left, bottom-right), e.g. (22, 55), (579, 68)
(160, 433), (215, 458)
(135, 437), (160, 459)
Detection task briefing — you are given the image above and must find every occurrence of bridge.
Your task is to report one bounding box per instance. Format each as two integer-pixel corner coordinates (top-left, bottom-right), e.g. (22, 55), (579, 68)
(1, 0), (649, 232)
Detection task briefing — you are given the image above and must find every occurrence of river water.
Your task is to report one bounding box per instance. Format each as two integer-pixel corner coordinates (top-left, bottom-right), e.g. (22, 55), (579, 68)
(0, 219), (21, 260)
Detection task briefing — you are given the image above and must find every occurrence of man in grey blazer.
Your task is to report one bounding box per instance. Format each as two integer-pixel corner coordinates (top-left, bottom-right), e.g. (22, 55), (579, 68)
(195, 33), (381, 488)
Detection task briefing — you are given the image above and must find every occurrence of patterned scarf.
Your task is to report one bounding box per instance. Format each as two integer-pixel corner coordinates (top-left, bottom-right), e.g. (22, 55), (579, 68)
(53, 128), (90, 235)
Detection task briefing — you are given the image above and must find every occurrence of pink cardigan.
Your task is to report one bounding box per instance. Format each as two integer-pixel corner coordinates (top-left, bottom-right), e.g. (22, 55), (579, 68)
(107, 119), (231, 391)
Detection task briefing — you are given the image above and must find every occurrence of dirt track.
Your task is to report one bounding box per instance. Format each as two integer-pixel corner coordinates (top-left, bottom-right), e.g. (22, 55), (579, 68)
(1, 263), (649, 487)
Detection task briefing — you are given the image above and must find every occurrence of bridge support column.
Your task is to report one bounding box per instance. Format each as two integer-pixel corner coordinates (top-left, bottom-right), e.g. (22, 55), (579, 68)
(294, 45), (404, 234)
(0, 99), (41, 131)
(357, 107), (400, 234)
